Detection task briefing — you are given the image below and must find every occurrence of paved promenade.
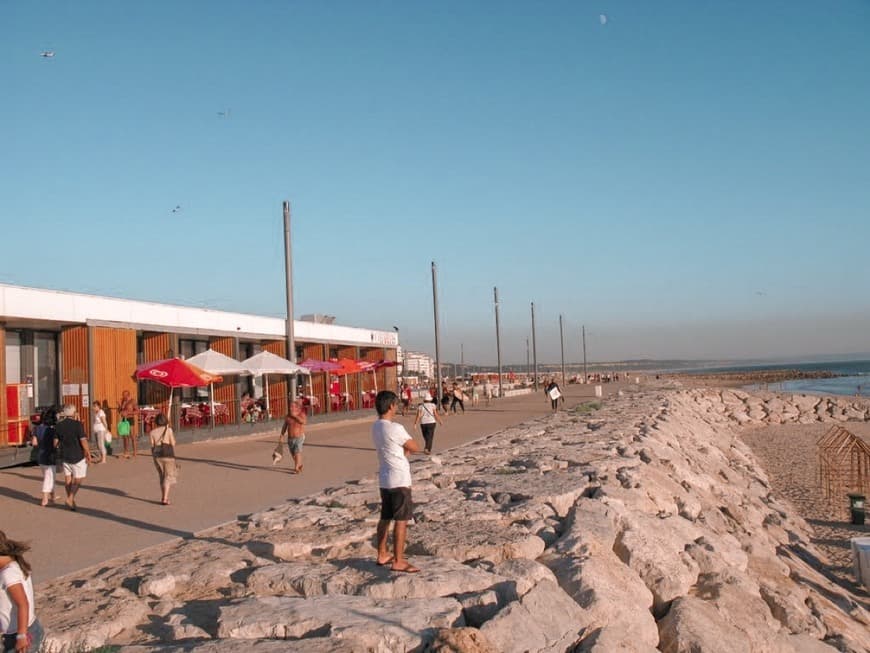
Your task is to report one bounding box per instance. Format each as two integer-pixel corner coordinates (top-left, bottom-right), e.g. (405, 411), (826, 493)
(1, 383), (624, 584)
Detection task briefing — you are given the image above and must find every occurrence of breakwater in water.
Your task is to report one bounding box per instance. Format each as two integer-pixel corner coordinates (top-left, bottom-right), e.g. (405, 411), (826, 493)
(38, 387), (869, 652)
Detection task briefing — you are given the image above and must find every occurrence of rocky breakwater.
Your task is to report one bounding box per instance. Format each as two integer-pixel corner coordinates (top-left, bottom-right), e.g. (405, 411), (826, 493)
(38, 388), (869, 652)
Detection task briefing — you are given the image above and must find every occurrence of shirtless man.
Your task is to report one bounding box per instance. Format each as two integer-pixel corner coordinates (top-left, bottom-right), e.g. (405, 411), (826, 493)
(118, 390), (137, 458)
(280, 400), (307, 474)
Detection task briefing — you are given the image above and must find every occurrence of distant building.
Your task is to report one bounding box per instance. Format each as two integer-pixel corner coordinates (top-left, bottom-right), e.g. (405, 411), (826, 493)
(403, 351), (434, 380)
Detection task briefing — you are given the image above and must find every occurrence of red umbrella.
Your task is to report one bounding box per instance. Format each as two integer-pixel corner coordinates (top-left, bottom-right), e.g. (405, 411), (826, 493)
(299, 358), (342, 372)
(136, 358), (223, 421)
(362, 359), (398, 392)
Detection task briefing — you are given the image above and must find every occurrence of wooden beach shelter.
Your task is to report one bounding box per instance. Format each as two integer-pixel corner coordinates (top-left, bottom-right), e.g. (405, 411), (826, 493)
(240, 351), (310, 418)
(135, 358), (222, 424)
(816, 424), (870, 517)
(186, 349), (250, 427)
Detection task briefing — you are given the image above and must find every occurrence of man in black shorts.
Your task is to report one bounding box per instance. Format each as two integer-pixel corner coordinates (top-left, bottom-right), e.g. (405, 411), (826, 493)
(371, 390), (421, 573)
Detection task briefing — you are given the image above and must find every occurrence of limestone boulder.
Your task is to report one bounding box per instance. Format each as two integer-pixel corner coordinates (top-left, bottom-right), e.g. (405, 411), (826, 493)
(478, 580), (585, 653)
(545, 551), (658, 649)
(424, 628), (498, 653)
(407, 521), (545, 564)
(217, 595), (464, 650)
(657, 596), (752, 653)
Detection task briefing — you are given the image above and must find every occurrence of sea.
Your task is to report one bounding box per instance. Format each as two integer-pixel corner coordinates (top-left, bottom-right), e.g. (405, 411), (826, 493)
(705, 360), (870, 397)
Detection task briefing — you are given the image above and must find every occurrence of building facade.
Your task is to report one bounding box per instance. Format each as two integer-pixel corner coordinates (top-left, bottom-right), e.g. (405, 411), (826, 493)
(1, 284), (398, 463)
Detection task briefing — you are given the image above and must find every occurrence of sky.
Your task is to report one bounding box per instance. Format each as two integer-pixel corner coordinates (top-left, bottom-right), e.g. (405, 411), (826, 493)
(2, 1), (869, 365)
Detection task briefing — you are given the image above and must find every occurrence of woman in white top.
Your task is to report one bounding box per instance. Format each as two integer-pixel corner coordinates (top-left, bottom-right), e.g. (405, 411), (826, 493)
(0, 531), (42, 653)
(91, 401), (110, 464)
(413, 393), (444, 454)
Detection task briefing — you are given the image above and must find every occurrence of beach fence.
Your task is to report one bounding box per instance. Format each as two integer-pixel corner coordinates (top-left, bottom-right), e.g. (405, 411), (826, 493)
(816, 425), (870, 519)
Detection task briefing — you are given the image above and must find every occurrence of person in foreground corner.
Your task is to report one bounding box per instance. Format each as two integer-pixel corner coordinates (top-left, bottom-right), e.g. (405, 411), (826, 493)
(278, 400), (307, 473)
(0, 531), (44, 653)
(372, 390), (421, 573)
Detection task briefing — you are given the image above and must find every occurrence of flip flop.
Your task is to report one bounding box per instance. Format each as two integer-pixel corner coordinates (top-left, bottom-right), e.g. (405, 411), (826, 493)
(376, 557), (394, 566)
(390, 563), (420, 574)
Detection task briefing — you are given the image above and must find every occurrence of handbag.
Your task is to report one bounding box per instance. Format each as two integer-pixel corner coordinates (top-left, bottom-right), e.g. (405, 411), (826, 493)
(153, 427), (175, 458)
(117, 419), (131, 436)
(272, 435), (284, 464)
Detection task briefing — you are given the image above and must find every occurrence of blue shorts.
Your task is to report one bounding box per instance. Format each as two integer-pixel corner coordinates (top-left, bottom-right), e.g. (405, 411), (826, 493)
(288, 435), (304, 455)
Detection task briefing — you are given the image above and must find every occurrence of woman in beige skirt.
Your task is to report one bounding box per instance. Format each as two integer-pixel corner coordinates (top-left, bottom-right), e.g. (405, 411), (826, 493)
(149, 413), (178, 505)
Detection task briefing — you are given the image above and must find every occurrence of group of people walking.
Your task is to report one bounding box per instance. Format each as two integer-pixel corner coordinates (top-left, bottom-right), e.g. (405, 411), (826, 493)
(30, 402), (179, 511)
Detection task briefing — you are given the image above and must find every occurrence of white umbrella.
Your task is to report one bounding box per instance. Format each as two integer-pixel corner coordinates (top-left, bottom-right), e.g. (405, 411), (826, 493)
(240, 351), (310, 417)
(187, 349), (250, 427)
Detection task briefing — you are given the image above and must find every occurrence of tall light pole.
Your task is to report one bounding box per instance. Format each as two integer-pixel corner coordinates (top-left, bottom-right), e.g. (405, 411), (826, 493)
(460, 343), (465, 379)
(582, 325), (588, 382)
(494, 286), (503, 399)
(526, 337), (530, 380)
(393, 326), (402, 390)
(559, 314), (566, 384)
(283, 200), (297, 402)
(531, 302), (538, 391)
(431, 262), (443, 406)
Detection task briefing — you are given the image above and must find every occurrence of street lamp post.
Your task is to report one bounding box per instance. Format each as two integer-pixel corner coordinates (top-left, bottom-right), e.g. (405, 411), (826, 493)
(393, 326), (402, 391)
(559, 314), (566, 384)
(494, 286), (503, 399)
(531, 302), (538, 391)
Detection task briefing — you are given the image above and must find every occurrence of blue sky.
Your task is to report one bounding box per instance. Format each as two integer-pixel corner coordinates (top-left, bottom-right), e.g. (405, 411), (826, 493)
(2, 1), (869, 364)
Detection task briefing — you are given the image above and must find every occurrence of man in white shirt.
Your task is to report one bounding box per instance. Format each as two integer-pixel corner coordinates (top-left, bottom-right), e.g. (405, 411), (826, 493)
(371, 390), (421, 573)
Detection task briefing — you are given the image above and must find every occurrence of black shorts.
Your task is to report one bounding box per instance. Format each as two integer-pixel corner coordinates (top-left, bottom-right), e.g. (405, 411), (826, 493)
(379, 487), (413, 521)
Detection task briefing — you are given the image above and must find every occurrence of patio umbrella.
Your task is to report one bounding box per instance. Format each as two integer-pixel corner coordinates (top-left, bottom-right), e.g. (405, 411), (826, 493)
(240, 351), (310, 417)
(186, 349), (250, 427)
(359, 359), (396, 392)
(298, 359), (342, 408)
(135, 358), (223, 423)
(331, 358), (365, 410)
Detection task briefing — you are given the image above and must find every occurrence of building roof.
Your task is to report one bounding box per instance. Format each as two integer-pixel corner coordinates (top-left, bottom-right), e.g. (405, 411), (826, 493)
(0, 283), (397, 348)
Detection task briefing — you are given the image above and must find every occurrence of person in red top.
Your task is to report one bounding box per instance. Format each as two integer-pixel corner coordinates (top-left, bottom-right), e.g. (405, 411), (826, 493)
(400, 383), (413, 416)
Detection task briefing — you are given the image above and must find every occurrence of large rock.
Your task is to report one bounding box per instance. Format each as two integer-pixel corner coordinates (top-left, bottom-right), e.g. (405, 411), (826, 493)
(217, 595), (464, 651)
(479, 580), (585, 653)
(657, 596), (752, 653)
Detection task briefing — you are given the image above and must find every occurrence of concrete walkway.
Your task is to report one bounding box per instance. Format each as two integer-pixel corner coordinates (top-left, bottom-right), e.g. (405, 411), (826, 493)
(0, 383), (624, 584)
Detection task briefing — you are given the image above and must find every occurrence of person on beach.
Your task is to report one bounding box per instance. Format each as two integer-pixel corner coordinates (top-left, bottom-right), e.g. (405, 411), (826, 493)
(450, 382), (465, 414)
(545, 378), (563, 412)
(440, 382), (451, 413)
(278, 400), (307, 474)
(53, 405), (90, 511)
(0, 532), (43, 653)
(149, 413), (177, 505)
(31, 409), (57, 507)
(118, 390), (137, 459)
(414, 391), (444, 454)
(484, 379), (494, 405)
(400, 383), (412, 416)
(372, 390), (421, 573)
(91, 401), (110, 463)
(471, 381), (481, 407)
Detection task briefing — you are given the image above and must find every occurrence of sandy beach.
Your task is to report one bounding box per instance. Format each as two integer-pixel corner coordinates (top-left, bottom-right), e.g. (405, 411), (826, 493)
(741, 422), (870, 591)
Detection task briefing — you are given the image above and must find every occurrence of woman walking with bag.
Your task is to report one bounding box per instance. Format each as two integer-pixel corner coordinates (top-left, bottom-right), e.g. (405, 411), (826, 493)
(0, 531), (43, 653)
(413, 392), (444, 454)
(149, 413), (177, 505)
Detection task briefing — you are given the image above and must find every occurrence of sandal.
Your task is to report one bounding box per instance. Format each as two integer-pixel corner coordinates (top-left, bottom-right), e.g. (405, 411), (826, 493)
(390, 562), (421, 574)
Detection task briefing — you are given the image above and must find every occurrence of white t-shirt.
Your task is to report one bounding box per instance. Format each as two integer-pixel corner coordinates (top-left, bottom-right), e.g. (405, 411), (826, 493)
(417, 401), (438, 425)
(0, 561), (35, 634)
(372, 419), (412, 489)
(92, 409), (107, 432)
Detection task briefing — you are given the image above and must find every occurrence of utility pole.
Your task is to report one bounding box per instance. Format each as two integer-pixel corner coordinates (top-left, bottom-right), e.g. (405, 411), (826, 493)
(432, 262), (443, 406)
(531, 302), (538, 391)
(526, 337), (530, 380)
(393, 326), (401, 390)
(460, 343), (465, 379)
(559, 314), (566, 384)
(283, 200), (297, 402)
(494, 286), (503, 399)
(582, 325), (588, 383)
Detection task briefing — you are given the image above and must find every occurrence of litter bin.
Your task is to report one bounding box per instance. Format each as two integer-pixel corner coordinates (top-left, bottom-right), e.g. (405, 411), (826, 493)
(848, 494), (866, 525)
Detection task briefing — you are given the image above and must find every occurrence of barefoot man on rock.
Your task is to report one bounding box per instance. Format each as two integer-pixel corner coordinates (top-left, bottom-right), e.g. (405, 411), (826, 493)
(372, 390), (421, 573)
